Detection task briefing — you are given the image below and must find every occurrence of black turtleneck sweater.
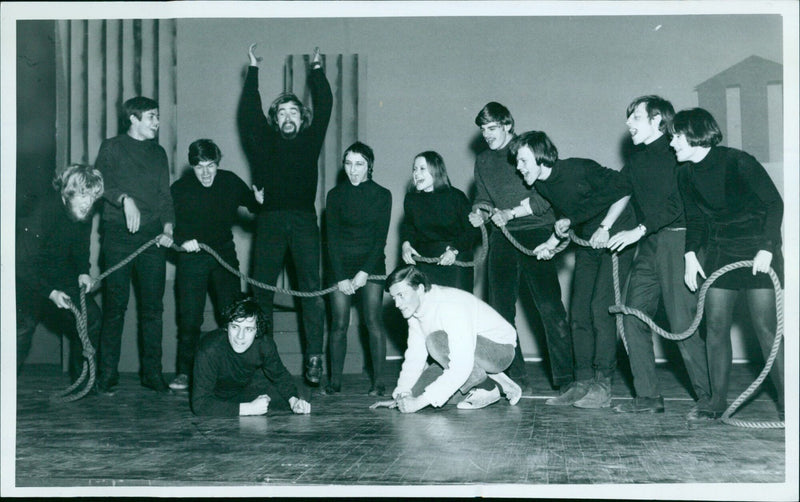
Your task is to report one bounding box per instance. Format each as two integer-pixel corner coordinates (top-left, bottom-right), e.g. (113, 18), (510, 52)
(534, 158), (634, 239)
(401, 186), (478, 258)
(238, 66), (333, 214)
(678, 146), (783, 254)
(325, 179), (392, 282)
(17, 192), (93, 300)
(621, 134), (685, 235)
(171, 169), (260, 252)
(191, 329), (299, 417)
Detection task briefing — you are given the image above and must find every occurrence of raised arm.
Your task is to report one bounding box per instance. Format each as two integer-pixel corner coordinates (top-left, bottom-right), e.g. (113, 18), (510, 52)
(305, 47), (333, 150)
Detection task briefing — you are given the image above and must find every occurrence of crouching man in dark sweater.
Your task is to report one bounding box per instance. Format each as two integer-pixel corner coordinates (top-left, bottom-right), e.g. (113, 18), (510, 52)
(508, 131), (636, 409)
(16, 164), (104, 381)
(191, 298), (311, 417)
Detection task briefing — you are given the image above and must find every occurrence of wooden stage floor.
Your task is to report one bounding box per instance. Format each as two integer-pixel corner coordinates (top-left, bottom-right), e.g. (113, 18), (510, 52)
(12, 361), (786, 493)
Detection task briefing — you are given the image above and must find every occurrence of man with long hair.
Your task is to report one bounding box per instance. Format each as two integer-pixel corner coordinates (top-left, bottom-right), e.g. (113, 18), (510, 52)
(238, 43), (333, 386)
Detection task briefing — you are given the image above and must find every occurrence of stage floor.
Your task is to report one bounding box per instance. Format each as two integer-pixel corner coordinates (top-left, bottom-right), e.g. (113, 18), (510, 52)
(13, 361), (785, 491)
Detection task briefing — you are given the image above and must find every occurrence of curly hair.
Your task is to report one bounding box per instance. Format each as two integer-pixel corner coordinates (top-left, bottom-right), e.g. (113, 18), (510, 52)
(220, 298), (269, 338)
(266, 93), (313, 133)
(53, 164), (104, 200)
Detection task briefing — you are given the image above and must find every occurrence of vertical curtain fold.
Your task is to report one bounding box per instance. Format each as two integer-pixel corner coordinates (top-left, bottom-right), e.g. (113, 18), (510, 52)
(55, 19), (177, 174)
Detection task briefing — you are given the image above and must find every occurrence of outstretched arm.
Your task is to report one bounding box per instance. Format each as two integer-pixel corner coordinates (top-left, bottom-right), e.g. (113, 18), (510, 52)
(306, 47), (333, 149)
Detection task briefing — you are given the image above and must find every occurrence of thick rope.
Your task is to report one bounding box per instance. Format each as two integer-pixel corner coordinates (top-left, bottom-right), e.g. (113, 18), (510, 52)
(54, 221), (491, 401)
(57, 214), (784, 428)
(610, 262), (784, 429)
(50, 237), (164, 402)
(485, 205), (783, 428)
(408, 224), (489, 267)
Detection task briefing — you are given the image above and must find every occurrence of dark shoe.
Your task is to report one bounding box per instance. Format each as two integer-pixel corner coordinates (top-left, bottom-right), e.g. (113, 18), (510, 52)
(305, 354), (323, 385)
(368, 383), (386, 397)
(613, 396), (665, 414)
(95, 374), (119, 395)
(686, 406), (724, 421)
(169, 373), (190, 391)
(142, 373), (170, 394)
(573, 376), (612, 409)
(320, 383), (341, 396)
(545, 380), (591, 406)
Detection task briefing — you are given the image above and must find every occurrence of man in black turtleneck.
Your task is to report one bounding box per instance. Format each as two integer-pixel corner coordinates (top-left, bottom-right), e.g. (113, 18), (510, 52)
(607, 96), (711, 418)
(238, 43), (332, 386)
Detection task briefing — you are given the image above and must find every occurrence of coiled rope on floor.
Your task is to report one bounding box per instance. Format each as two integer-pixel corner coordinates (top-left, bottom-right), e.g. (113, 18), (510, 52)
(51, 236), (165, 402)
(609, 262), (784, 429)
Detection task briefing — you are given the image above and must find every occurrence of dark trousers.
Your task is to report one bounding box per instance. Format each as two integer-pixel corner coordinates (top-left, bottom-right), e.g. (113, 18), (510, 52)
(99, 225), (166, 380)
(704, 287), (783, 413)
(328, 281), (387, 386)
(17, 281), (101, 381)
(410, 330), (515, 396)
(252, 211), (324, 355)
(487, 227), (572, 387)
(416, 261), (473, 292)
(624, 229), (710, 401)
(175, 244), (242, 376)
(571, 244), (634, 382)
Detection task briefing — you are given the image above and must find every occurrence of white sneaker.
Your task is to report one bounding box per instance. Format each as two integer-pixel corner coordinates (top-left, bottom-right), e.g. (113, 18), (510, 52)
(169, 373), (189, 391)
(457, 387), (501, 409)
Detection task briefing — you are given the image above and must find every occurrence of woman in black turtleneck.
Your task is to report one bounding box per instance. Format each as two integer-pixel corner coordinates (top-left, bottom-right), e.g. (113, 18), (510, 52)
(400, 151), (478, 291)
(671, 108), (784, 421)
(324, 142), (392, 396)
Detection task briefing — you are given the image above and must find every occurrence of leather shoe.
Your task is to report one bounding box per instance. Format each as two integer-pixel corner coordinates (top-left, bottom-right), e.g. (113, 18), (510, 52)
(305, 355), (323, 385)
(142, 373), (170, 393)
(368, 383), (386, 397)
(546, 380), (591, 406)
(319, 383), (340, 396)
(686, 406), (724, 421)
(95, 374), (119, 395)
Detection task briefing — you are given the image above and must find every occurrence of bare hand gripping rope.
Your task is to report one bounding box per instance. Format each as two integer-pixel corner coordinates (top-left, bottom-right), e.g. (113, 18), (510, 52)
(57, 209), (784, 429)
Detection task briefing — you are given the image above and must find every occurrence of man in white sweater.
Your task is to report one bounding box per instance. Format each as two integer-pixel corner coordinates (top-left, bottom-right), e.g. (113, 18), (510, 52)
(380, 265), (522, 412)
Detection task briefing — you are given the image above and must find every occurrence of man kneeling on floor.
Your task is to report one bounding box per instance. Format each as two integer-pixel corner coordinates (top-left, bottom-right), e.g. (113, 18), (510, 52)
(374, 265), (522, 413)
(191, 298), (311, 416)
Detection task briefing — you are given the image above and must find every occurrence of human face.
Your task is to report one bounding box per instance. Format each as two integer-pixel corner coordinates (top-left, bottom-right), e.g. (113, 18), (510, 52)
(412, 157), (435, 192)
(515, 145), (542, 186)
(669, 133), (700, 163)
(128, 109), (159, 140)
(389, 280), (424, 319)
(480, 121), (513, 151)
(626, 102), (662, 145)
(193, 160), (218, 187)
(276, 102), (302, 138)
(344, 152), (369, 186)
(65, 193), (97, 222)
(227, 316), (258, 353)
